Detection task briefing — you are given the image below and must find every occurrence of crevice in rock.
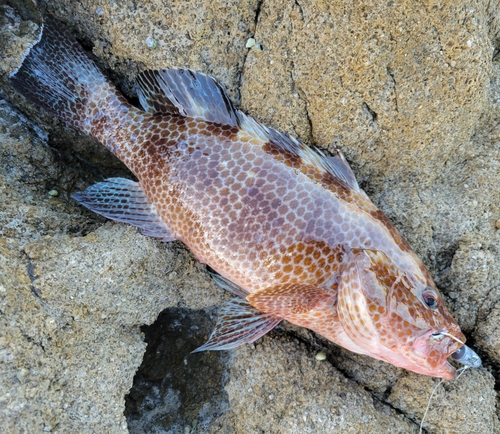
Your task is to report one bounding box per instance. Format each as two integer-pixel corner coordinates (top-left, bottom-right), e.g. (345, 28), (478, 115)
(486, 0), (500, 59)
(432, 238), (459, 279)
(294, 0), (305, 21)
(386, 66), (399, 113)
(289, 59), (313, 143)
(125, 307), (231, 433)
(20, 331), (46, 353)
(253, 0), (264, 28)
(237, 0), (265, 103)
(26, 259), (41, 298)
(362, 102), (378, 125)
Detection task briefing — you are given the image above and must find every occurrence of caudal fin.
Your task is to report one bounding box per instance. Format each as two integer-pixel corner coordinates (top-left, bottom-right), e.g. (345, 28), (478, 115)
(9, 15), (119, 133)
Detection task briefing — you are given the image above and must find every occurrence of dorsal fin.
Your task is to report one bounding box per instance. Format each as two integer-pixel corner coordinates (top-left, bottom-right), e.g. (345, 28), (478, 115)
(136, 68), (239, 127)
(239, 113), (360, 191)
(137, 68), (360, 191)
(317, 148), (360, 192)
(136, 70), (180, 115)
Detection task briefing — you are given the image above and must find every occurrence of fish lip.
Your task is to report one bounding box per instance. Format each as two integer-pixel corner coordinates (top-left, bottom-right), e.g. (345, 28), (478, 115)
(439, 361), (457, 380)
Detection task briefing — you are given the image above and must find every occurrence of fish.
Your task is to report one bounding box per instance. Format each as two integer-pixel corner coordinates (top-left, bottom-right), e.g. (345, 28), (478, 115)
(9, 15), (479, 380)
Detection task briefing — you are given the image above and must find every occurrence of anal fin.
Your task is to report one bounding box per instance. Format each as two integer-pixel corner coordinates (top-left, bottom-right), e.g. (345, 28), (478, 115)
(193, 298), (282, 352)
(72, 177), (176, 241)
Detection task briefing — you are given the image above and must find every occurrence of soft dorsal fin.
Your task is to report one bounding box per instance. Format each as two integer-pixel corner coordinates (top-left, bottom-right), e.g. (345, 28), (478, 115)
(247, 283), (335, 316)
(136, 68), (239, 127)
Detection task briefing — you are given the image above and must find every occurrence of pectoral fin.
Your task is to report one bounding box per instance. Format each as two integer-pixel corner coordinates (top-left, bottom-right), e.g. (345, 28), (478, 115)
(193, 298), (282, 352)
(247, 283), (335, 317)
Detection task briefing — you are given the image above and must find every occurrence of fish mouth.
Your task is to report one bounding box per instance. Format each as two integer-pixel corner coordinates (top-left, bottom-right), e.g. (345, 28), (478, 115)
(439, 361), (457, 380)
(439, 344), (482, 380)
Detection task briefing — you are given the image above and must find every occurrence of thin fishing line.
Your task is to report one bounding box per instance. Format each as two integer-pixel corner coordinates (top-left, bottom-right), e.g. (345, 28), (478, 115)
(419, 367), (469, 434)
(440, 332), (466, 346)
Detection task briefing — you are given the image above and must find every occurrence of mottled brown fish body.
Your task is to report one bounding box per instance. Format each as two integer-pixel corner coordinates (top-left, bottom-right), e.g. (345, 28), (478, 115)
(99, 109), (419, 294)
(9, 16), (467, 379)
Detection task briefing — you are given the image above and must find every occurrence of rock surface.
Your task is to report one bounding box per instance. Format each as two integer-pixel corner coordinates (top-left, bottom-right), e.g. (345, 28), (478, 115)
(1, 1), (500, 433)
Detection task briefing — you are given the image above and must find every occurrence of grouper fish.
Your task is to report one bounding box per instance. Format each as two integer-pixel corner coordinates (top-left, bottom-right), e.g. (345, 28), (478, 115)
(9, 16), (481, 379)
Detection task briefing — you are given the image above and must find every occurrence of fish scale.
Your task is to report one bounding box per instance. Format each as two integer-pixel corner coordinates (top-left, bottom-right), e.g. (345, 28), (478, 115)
(9, 15), (481, 379)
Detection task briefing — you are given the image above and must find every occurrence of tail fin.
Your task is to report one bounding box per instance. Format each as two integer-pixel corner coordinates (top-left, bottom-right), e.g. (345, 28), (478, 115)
(9, 15), (119, 133)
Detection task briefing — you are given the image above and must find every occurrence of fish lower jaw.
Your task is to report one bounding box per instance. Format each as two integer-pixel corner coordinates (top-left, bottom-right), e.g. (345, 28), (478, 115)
(358, 347), (457, 379)
(322, 333), (454, 378)
(402, 361), (457, 380)
(399, 360), (456, 380)
(439, 361), (457, 380)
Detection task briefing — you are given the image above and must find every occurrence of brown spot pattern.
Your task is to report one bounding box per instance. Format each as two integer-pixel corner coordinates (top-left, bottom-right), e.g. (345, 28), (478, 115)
(262, 141), (302, 168)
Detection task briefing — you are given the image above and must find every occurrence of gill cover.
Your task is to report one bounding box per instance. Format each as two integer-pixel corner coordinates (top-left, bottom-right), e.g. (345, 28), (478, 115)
(337, 249), (395, 353)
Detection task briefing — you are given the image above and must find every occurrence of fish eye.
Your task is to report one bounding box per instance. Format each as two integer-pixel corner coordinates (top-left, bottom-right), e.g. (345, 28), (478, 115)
(423, 288), (438, 309)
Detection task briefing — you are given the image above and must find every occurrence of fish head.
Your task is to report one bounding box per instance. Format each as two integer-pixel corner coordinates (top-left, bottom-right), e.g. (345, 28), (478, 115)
(338, 249), (465, 379)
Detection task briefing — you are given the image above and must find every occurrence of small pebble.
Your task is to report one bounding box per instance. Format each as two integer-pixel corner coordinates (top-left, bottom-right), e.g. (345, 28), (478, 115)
(146, 37), (157, 49)
(45, 317), (57, 331)
(16, 368), (29, 383)
(246, 38), (256, 48)
(495, 220), (500, 229)
(48, 189), (58, 197)
(316, 351), (327, 361)
(246, 38), (263, 51)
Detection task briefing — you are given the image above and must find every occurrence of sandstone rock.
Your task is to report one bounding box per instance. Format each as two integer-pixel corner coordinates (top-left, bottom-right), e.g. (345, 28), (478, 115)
(1, 1), (500, 433)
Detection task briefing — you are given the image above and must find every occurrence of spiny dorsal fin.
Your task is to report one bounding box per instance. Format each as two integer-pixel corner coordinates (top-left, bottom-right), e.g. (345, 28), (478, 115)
(136, 68), (239, 127)
(239, 113), (360, 191)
